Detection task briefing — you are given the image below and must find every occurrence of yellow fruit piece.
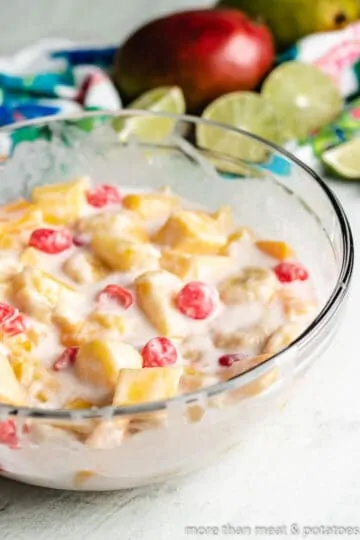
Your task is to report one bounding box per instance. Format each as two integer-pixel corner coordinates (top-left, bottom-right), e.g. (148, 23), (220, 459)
(4, 332), (35, 357)
(0, 208), (44, 250)
(31, 177), (89, 224)
(263, 322), (304, 354)
(212, 206), (235, 235)
(0, 254), (21, 282)
(256, 240), (294, 260)
(280, 290), (317, 321)
(64, 398), (96, 410)
(153, 210), (228, 254)
(77, 211), (148, 241)
(219, 267), (279, 305)
(135, 270), (188, 338)
(122, 192), (180, 219)
(113, 366), (183, 406)
(60, 312), (126, 347)
(0, 199), (33, 214)
(63, 251), (109, 284)
(85, 420), (128, 449)
(221, 227), (255, 255)
(74, 470), (96, 488)
(0, 353), (26, 405)
(11, 266), (80, 322)
(160, 249), (232, 282)
(75, 340), (143, 392)
(10, 354), (59, 403)
(20, 247), (43, 267)
(91, 234), (160, 272)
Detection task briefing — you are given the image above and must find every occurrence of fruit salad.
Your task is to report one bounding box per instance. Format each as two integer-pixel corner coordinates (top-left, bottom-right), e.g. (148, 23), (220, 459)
(0, 177), (318, 450)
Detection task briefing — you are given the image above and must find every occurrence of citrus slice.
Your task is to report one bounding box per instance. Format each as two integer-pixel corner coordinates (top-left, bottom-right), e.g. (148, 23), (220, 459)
(113, 86), (185, 142)
(262, 62), (343, 141)
(321, 138), (360, 179)
(196, 91), (283, 167)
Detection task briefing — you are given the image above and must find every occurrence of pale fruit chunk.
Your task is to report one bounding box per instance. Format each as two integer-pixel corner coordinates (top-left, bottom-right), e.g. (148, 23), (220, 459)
(63, 251), (109, 284)
(86, 420), (128, 449)
(75, 340), (142, 391)
(153, 210), (228, 254)
(20, 247), (43, 267)
(0, 353), (26, 405)
(160, 249), (233, 283)
(122, 192), (180, 219)
(263, 322), (305, 355)
(92, 235), (160, 273)
(0, 198), (33, 215)
(62, 312), (127, 347)
(212, 325), (268, 354)
(135, 270), (187, 337)
(31, 177), (89, 224)
(280, 290), (317, 322)
(0, 207), (43, 250)
(256, 240), (294, 261)
(219, 267), (278, 305)
(10, 354), (59, 404)
(0, 253), (22, 281)
(212, 206), (235, 235)
(77, 211), (148, 242)
(11, 266), (81, 322)
(221, 227), (256, 255)
(113, 366), (183, 405)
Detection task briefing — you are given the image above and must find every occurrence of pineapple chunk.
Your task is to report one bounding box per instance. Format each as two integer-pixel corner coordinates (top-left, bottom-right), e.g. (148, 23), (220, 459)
(63, 312), (127, 346)
(63, 251), (109, 284)
(219, 267), (279, 305)
(263, 322), (305, 354)
(31, 177), (89, 224)
(256, 240), (294, 261)
(153, 210), (228, 254)
(0, 198), (33, 214)
(122, 192), (180, 219)
(135, 270), (188, 338)
(11, 266), (81, 322)
(20, 247), (43, 267)
(91, 235), (160, 273)
(75, 340), (142, 391)
(161, 249), (232, 283)
(0, 207), (44, 250)
(10, 354), (59, 403)
(77, 211), (148, 242)
(113, 366), (183, 405)
(0, 353), (26, 405)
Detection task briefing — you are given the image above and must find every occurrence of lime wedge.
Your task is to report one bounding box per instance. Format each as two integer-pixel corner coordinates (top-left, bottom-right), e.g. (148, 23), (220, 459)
(113, 86), (185, 142)
(322, 138), (360, 179)
(262, 62), (343, 141)
(196, 91), (283, 170)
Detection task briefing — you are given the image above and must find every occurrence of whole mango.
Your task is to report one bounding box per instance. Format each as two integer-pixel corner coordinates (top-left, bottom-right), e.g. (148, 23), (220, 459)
(114, 9), (275, 112)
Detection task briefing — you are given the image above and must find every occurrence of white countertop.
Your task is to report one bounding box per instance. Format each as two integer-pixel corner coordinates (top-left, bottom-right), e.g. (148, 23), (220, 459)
(0, 2), (360, 538)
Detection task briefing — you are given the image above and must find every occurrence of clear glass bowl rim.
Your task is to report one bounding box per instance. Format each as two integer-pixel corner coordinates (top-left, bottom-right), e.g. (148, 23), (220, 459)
(0, 109), (354, 420)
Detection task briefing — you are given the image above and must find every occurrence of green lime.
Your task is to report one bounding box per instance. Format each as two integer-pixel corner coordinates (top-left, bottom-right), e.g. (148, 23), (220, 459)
(113, 86), (185, 142)
(262, 62), (343, 141)
(196, 91), (283, 167)
(321, 138), (360, 179)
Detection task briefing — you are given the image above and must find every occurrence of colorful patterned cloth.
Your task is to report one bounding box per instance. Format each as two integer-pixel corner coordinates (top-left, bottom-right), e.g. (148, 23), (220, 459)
(0, 39), (121, 127)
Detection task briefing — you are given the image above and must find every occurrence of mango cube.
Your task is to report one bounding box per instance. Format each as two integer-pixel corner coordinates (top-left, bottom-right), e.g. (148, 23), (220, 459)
(63, 251), (109, 284)
(122, 192), (180, 219)
(160, 249), (232, 283)
(113, 366), (183, 405)
(256, 240), (294, 261)
(75, 340), (142, 391)
(0, 353), (26, 405)
(31, 177), (89, 224)
(135, 270), (187, 338)
(153, 210), (228, 254)
(91, 235), (160, 272)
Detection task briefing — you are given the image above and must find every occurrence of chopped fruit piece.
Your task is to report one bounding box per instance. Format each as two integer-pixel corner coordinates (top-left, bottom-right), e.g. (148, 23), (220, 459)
(0, 208), (44, 250)
(52, 347), (79, 371)
(113, 366), (183, 405)
(20, 247), (42, 267)
(92, 235), (160, 272)
(65, 398), (96, 409)
(62, 313), (126, 346)
(273, 262), (309, 283)
(97, 284), (134, 309)
(221, 227), (256, 255)
(0, 198), (32, 214)
(0, 304), (26, 337)
(74, 470), (96, 487)
(77, 211), (148, 242)
(86, 184), (122, 208)
(160, 249), (232, 282)
(86, 420), (127, 449)
(31, 177), (89, 224)
(219, 267), (278, 304)
(63, 252), (109, 284)
(176, 281), (218, 320)
(11, 354), (59, 403)
(0, 354), (26, 406)
(256, 240), (294, 261)
(142, 337), (178, 368)
(153, 210), (228, 254)
(0, 420), (18, 448)
(135, 270), (188, 338)
(0, 254), (22, 281)
(212, 326), (267, 353)
(29, 228), (72, 254)
(218, 353), (247, 367)
(212, 206), (235, 235)
(280, 290), (316, 321)
(263, 322), (305, 354)
(75, 340), (142, 391)
(122, 192), (179, 219)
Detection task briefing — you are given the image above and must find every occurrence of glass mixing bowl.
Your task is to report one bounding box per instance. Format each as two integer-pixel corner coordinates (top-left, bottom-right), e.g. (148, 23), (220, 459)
(0, 111), (353, 491)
